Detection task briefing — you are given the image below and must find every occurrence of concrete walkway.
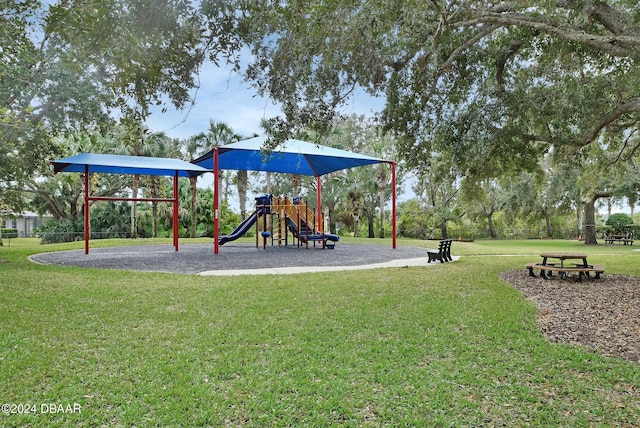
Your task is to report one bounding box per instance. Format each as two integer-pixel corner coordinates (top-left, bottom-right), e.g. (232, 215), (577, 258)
(198, 255), (458, 276)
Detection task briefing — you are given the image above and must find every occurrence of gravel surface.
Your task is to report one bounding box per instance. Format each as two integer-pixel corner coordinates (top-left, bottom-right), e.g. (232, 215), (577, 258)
(500, 270), (640, 364)
(30, 242), (431, 274)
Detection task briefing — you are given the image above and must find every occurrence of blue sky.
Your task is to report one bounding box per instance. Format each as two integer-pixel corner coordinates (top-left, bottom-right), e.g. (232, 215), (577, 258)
(145, 62), (280, 140)
(145, 61), (385, 142)
(143, 60), (398, 207)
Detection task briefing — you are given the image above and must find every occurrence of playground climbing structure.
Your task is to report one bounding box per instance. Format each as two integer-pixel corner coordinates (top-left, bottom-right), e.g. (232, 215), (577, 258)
(218, 194), (339, 249)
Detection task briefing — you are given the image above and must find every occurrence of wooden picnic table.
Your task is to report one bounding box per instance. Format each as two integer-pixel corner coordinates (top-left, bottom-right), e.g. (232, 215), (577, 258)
(605, 235), (634, 245)
(526, 252), (603, 281)
(539, 252), (590, 268)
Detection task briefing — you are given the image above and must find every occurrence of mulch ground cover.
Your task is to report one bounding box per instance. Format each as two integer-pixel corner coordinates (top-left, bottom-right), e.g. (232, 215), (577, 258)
(501, 270), (640, 364)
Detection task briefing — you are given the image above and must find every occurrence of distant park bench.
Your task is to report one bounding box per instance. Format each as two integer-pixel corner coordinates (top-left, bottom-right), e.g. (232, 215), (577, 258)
(427, 239), (453, 263)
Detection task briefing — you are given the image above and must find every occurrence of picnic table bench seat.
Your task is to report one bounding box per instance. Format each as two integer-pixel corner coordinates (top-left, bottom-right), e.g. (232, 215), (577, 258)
(525, 262), (605, 281)
(604, 236), (634, 245)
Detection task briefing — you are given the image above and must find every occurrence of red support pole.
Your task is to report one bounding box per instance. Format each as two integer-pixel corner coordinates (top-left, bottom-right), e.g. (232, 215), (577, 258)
(84, 165), (90, 254)
(173, 171), (179, 252)
(391, 162), (397, 249)
(305, 200), (309, 249)
(85, 196), (175, 202)
(297, 208), (301, 248)
(316, 176), (322, 233)
(212, 148), (220, 254)
(278, 198), (283, 247)
(317, 176), (324, 248)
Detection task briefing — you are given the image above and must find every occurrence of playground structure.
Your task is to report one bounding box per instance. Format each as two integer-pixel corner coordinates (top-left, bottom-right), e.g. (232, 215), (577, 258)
(219, 194), (340, 249)
(197, 137), (396, 254)
(51, 137), (396, 255)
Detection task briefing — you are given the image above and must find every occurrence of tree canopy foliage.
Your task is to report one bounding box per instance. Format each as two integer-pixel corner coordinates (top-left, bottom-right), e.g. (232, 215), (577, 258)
(235, 0), (639, 173)
(2, 1), (638, 243)
(0, 0), (240, 212)
(231, 0), (639, 243)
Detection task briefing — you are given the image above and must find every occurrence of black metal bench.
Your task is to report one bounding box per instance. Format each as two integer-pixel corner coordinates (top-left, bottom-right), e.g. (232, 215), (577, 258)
(427, 239), (452, 263)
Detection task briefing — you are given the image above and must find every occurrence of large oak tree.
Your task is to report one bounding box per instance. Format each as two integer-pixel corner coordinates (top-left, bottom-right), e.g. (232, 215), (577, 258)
(0, 0), (241, 213)
(233, 0), (640, 243)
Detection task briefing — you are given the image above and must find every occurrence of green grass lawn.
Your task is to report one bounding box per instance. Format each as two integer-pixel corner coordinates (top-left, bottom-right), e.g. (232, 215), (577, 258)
(1, 238), (639, 426)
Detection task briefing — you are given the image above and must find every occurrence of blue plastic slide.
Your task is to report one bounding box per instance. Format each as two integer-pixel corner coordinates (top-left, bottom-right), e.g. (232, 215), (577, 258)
(218, 207), (264, 246)
(285, 217), (340, 245)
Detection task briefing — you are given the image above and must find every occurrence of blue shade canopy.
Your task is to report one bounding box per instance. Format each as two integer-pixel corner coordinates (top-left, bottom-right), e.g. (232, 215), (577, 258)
(51, 153), (209, 178)
(192, 136), (390, 177)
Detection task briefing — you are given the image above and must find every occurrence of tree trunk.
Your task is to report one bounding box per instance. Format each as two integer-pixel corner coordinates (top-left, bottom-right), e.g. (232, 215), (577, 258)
(328, 204), (336, 234)
(237, 170), (248, 220)
(292, 174), (301, 195)
(151, 177), (159, 238)
(190, 176), (197, 238)
(583, 199), (598, 244)
(545, 211), (553, 238)
(266, 172), (271, 194)
(576, 199), (584, 238)
(152, 201), (158, 238)
(583, 191), (613, 244)
(70, 183), (83, 222)
(368, 213), (375, 238)
(222, 171), (232, 205)
(440, 222), (449, 240)
(487, 212), (497, 239)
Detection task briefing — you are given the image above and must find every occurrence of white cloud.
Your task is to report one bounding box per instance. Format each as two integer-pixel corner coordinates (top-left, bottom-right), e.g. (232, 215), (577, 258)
(145, 61), (385, 141)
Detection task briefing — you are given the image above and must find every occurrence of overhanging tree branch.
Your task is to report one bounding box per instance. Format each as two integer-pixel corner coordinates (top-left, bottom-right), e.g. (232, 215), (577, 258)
(456, 13), (640, 57)
(496, 39), (525, 92)
(611, 128), (640, 164)
(578, 97), (640, 147)
(440, 25), (498, 72)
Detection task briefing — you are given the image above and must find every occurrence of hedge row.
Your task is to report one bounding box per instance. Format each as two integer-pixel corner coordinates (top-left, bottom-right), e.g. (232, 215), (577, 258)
(1, 228), (18, 238)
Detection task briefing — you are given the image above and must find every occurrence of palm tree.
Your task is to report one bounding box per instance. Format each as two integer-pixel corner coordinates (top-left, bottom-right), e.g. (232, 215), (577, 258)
(197, 121), (243, 222)
(113, 125), (173, 238)
(202, 120), (242, 206)
(320, 172), (342, 234)
(375, 163), (390, 238)
(181, 133), (208, 237)
(335, 168), (366, 237)
(367, 136), (395, 239)
(146, 137), (180, 237)
(158, 180), (191, 237)
(236, 169), (249, 219)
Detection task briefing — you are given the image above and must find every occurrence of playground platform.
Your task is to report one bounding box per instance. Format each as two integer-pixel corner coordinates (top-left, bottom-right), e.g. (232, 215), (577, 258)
(29, 243), (453, 276)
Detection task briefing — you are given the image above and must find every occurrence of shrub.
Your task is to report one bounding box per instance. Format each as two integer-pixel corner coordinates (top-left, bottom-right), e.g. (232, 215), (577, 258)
(36, 219), (83, 244)
(605, 213), (634, 234)
(1, 228), (18, 239)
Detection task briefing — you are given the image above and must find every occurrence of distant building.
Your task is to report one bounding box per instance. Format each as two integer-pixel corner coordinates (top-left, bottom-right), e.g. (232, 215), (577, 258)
(1, 212), (51, 237)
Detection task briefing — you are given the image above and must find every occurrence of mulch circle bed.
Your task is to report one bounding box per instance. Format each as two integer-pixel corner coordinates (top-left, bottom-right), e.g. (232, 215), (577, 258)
(500, 270), (640, 364)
